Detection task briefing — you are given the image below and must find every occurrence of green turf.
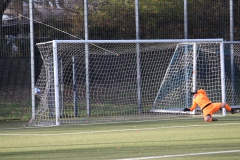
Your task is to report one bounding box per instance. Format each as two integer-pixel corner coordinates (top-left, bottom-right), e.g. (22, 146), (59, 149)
(0, 115), (240, 160)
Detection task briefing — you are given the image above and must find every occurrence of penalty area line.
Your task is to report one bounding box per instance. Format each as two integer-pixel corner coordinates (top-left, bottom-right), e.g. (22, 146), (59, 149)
(116, 150), (240, 160)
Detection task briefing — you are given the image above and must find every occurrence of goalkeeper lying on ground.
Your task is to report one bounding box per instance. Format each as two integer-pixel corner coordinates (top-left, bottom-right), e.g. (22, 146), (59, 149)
(183, 89), (235, 122)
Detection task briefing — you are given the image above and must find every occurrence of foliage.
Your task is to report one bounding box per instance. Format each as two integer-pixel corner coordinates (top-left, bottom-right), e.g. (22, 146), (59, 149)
(0, 0), (237, 40)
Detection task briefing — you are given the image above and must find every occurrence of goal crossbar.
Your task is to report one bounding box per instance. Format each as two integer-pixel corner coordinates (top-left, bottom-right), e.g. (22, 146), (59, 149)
(37, 39), (224, 44)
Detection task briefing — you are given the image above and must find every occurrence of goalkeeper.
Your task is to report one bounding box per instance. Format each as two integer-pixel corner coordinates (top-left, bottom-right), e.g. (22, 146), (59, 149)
(183, 89), (235, 122)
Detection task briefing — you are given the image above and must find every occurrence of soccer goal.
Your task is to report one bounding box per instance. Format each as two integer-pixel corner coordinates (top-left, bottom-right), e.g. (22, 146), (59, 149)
(33, 39), (225, 126)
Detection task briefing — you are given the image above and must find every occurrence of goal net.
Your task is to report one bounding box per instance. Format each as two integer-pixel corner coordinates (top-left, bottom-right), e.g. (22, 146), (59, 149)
(33, 39), (225, 126)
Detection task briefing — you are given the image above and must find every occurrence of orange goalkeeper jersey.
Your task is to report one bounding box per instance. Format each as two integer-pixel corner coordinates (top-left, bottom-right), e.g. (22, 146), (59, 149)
(189, 89), (212, 111)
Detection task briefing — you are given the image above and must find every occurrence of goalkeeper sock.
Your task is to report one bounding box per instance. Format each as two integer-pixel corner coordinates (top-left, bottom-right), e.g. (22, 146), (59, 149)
(225, 104), (231, 112)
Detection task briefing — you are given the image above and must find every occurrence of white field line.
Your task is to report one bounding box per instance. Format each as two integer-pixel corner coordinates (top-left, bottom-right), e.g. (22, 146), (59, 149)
(0, 122), (239, 136)
(116, 150), (240, 160)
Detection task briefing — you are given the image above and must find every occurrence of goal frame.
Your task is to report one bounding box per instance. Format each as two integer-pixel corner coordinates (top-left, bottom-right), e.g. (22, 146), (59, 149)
(37, 39), (225, 126)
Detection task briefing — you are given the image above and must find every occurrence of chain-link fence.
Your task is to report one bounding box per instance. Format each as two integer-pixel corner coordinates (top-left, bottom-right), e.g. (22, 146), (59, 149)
(0, 0), (240, 120)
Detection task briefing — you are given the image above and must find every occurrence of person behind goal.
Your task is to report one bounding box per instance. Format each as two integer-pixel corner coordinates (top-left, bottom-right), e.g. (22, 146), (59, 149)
(183, 89), (235, 122)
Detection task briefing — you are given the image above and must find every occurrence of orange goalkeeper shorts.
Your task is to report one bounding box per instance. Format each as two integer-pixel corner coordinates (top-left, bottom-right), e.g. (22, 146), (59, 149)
(202, 103), (221, 117)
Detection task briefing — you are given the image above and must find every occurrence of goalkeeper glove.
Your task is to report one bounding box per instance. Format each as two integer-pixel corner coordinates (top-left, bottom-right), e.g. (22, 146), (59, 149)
(230, 109), (235, 114)
(183, 108), (190, 112)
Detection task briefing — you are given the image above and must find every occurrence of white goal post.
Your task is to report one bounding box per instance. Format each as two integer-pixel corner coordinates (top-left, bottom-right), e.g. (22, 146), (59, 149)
(34, 39), (225, 126)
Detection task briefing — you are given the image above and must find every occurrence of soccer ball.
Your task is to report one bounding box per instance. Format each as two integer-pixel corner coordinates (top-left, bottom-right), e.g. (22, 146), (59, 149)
(33, 87), (41, 94)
